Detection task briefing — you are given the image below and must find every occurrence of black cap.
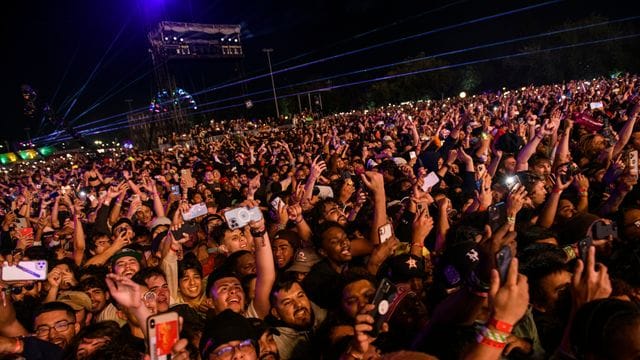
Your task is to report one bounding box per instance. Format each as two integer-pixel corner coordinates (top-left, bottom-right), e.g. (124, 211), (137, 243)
(378, 253), (426, 283)
(200, 310), (258, 358)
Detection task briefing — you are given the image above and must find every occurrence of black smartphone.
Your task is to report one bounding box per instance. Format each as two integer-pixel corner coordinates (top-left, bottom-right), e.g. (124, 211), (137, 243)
(578, 236), (592, 264)
(171, 222), (199, 240)
(487, 202), (506, 231)
(368, 278), (397, 338)
(495, 245), (512, 284)
(593, 222), (618, 240)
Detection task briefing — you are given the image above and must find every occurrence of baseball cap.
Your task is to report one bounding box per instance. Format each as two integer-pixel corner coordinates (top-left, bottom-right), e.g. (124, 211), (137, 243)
(57, 291), (92, 311)
(110, 247), (142, 268)
(247, 317), (280, 336)
(286, 247), (321, 273)
(378, 254), (426, 283)
(150, 217), (171, 232)
(273, 230), (301, 250)
(200, 310), (258, 358)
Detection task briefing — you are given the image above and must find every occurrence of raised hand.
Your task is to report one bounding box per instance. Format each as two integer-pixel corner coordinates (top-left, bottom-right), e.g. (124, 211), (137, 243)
(488, 258), (529, 325)
(571, 246), (611, 310)
(360, 171), (385, 195)
(105, 274), (143, 309)
(309, 156), (327, 180)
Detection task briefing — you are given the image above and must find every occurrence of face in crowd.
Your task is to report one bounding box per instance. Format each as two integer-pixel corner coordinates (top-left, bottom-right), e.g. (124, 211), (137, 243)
(113, 256), (140, 278)
(143, 274), (171, 313)
(271, 282), (313, 330)
(34, 309), (80, 349)
(318, 225), (352, 265)
(179, 268), (203, 300)
(210, 276), (246, 314)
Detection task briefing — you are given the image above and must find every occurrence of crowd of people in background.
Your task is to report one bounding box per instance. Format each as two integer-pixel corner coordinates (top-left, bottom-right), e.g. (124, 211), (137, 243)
(1, 73), (640, 360)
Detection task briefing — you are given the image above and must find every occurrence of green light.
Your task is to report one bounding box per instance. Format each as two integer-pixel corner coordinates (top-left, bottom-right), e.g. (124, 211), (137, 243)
(0, 153), (17, 165)
(18, 150), (38, 160)
(38, 146), (55, 157)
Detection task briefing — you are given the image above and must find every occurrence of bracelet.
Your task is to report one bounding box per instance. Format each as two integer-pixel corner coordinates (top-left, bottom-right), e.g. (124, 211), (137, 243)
(481, 326), (509, 342)
(563, 244), (577, 260)
(579, 191), (588, 197)
(506, 216), (516, 224)
(552, 188), (563, 194)
(488, 318), (514, 333)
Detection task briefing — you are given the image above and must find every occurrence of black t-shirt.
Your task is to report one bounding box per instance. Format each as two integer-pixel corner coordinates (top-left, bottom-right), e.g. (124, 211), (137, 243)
(119, 324), (147, 354)
(302, 259), (342, 310)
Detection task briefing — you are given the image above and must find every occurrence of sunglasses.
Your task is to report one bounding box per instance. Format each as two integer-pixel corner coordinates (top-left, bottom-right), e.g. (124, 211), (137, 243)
(10, 283), (36, 294)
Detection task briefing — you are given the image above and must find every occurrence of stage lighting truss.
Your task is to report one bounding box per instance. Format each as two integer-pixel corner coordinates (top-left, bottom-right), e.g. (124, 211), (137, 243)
(149, 88), (197, 113)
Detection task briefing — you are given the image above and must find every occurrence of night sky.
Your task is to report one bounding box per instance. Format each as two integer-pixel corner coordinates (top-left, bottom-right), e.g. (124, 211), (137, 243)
(2, 0), (639, 143)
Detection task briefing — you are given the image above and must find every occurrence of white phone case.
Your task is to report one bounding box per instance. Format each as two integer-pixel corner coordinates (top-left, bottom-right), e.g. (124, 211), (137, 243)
(1, 260), (48, 281)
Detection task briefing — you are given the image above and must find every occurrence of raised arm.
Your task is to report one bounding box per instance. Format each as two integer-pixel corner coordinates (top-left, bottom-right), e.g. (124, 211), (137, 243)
(516, 119), (556, 172)
(361, 171), (387, 246)
(249, 212), (276, 319)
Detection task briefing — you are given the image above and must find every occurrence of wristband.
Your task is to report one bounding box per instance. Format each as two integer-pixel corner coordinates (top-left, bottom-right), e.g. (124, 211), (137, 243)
(552, 188), (563, 194)
(481, 326), (509, 342)
(488, 318), (514, 333)
(506, 216), (516, 224)
(477, 335), (507, 349)
(251, 229), (266, 238)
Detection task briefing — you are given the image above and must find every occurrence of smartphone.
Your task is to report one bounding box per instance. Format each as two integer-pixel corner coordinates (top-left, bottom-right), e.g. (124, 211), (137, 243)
(19, 227), (34, 239)
(180, 169), (193, 187)
(378, 223), (393, 244)
(504, 175), (521, 192)
(368, 278), (397, 337)
(495, 246), (513, 284)
(578, 236), (592, 264)
(487, 202), (506, 231)
(589, 102), (604, 110)
(171, 222), (199, 240)
(409, 151), (417, 160)
(171, 185), (181, 195)
(182, 203), (208, 221)
(270, 197), (284, 210)
(1, 260), (48, 281)
(593, 221), (618, 240)
(147, 311), (180, 360)
(421, 172), (440, 192)
(629, 150), (638, 177)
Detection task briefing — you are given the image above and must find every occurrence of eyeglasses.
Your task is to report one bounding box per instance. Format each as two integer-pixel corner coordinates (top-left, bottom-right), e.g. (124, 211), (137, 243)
(212, 339), (255, 359)
(35, 320), (75, 336)
(10, 283), (36, 295)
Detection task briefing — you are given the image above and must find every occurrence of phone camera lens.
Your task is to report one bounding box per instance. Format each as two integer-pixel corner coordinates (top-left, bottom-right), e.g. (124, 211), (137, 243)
(150, 319), (155, 327)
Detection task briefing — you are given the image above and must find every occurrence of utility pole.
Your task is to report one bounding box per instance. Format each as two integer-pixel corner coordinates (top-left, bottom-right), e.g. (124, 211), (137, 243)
(262, 48), (280, 119)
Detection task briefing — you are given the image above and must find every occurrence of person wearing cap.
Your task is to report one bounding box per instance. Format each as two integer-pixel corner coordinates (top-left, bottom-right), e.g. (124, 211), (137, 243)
(285, 247), (321, 282)
(271, 230), (301, 271)
(248, 318), (280, 360)
(199, 309), (259, 360)
(56, 290), (93, 329)
(110, 247), (142, 278)
(83, 219), (135, 267)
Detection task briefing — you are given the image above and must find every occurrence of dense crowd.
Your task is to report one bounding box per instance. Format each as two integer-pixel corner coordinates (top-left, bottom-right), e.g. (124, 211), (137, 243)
(1, 73), (640, 360)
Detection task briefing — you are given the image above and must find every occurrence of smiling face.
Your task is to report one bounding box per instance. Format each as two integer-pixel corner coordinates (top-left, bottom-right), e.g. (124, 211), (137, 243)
(272, 239), (295, 269)
(84, 287), (109, 314)
(34, 310), (79, 349)
(179, 268), (203, 300)
(210, 277), (245, 314)
(220, 229), (249, 254)
(113, 256), (140, 278)
(319, 226), (352, 265)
